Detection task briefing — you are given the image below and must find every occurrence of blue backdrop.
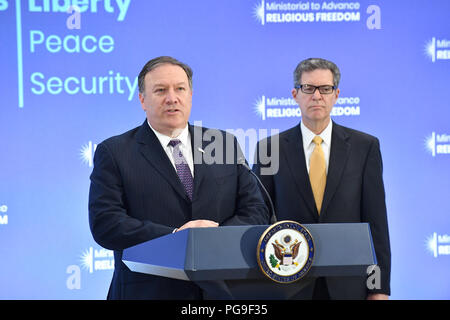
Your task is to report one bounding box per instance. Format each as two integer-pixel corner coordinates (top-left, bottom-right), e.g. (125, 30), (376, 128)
(1, 0), (449, 299)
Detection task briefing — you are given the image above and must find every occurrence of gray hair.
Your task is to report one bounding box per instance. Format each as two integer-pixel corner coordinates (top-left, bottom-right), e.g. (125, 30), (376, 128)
(293, 58), (341, 88)
(138, 56), (193, 94)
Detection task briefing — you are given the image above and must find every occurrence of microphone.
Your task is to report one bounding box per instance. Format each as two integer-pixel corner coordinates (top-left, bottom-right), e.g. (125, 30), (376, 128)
(237, 157), (277, 224)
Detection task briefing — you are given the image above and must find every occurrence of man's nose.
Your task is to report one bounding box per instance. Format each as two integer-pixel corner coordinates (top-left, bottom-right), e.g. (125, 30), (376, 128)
(312, 88), (323, 99)
(165, 88), (178, 104)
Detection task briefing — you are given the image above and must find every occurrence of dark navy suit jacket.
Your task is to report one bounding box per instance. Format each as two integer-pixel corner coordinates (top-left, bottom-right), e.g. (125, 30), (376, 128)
(252, 122), (391, 299)
(89, 121), (269, 299)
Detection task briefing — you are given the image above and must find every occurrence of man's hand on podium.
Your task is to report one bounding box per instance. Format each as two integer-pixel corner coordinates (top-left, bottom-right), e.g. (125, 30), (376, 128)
(367, 293), (389, 300)
(176, 220), (219, 232)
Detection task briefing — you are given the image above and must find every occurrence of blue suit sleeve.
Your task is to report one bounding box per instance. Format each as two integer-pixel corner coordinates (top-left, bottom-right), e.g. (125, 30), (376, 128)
(88, 143), (174, 250)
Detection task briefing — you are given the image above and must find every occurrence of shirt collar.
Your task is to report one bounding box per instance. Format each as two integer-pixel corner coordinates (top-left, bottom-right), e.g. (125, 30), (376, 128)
(300, 120), (333, 147)
(147, 120), (190, 148)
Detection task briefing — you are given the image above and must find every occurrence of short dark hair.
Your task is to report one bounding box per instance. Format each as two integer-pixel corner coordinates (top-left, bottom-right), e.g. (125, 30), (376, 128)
(293, 58), (341, 88)
(138, 56), (193, 94)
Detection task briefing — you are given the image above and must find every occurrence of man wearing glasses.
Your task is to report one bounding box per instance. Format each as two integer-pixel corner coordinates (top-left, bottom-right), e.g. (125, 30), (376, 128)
(253, 58), (391, 300)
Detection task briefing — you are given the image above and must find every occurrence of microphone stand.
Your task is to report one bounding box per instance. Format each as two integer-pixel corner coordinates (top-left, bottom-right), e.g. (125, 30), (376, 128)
(238, 159), (277, 225)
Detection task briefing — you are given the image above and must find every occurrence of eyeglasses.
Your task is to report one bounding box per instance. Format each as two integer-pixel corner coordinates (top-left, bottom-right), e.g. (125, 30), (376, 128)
(295, 84), (336, 95)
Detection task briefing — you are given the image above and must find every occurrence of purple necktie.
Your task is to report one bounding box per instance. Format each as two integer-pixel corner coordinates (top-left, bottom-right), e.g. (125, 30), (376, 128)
(168, 139), (193, 201)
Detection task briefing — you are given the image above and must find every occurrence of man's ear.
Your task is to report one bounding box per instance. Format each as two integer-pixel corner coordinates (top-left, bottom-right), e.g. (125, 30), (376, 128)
(139, 92), (145, 110)
(335, 88), (340, 99)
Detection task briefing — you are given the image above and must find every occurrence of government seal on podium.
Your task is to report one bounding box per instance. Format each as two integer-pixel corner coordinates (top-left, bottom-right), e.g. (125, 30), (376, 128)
(257, 221), (315, 283)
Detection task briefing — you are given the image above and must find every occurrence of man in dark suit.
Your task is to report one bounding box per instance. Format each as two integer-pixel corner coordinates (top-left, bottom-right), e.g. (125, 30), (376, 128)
(253, 58), (391, 300)
(89, 56), (269, 299)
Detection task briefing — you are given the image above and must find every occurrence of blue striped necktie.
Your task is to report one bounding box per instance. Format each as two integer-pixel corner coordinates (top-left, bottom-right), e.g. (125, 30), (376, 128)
(168, 139), (193, 201)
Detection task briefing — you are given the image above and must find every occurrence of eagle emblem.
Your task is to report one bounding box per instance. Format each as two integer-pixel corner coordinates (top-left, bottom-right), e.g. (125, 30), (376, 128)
(271, 237), (301, 268)
(257, 221), (315, 283)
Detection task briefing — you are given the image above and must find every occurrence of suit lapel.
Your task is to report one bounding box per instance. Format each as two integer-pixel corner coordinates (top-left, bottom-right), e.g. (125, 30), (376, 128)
(135, 121), (189, 202)
(189, 124), (209, 202)
(320, 122), (350, 218)
(282, 125), (318, 220)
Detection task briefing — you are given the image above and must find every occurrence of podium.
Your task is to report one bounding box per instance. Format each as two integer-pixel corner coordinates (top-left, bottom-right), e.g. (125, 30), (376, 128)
(122, 223), (376, 299)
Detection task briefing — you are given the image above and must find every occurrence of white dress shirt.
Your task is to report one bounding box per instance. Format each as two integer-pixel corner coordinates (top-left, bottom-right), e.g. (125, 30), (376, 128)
(301, 120), (333, 174)
(147, 121), (194, 177)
